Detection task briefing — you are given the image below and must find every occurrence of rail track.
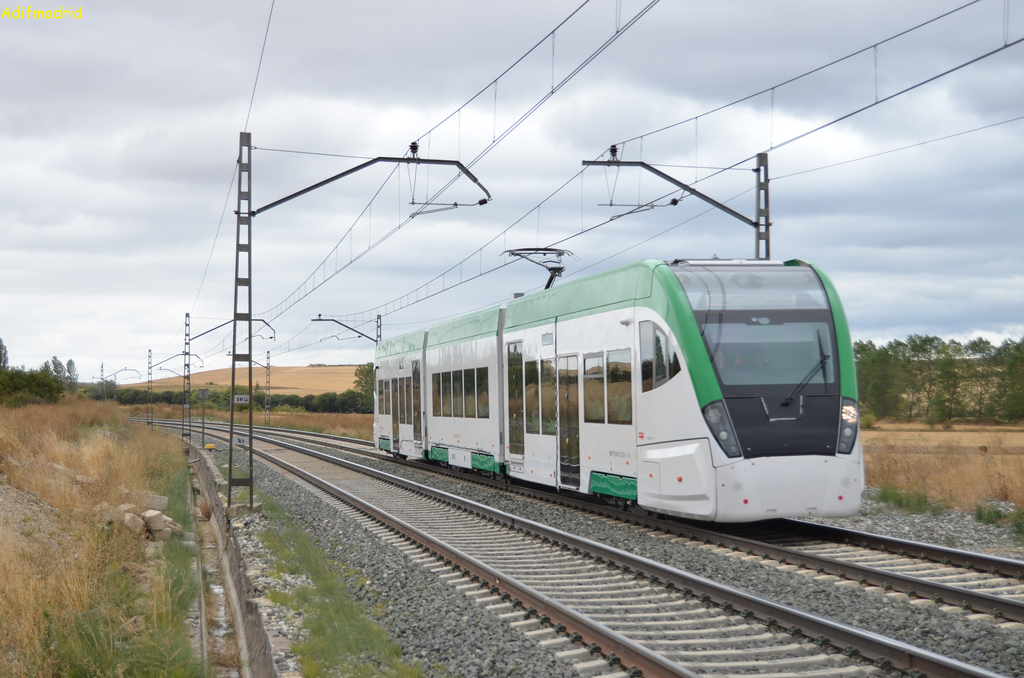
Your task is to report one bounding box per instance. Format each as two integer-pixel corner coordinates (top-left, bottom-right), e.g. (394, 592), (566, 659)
(158, 419), (1024, 625)
(150, 418), (1018, 677)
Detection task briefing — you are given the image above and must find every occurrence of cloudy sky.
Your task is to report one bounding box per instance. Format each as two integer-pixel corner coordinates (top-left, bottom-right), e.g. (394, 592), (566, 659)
(1, 0), (1021, 386)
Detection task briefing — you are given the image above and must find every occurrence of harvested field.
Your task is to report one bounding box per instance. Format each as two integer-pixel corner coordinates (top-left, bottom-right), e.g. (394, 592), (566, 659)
(127, 364), (360, 396)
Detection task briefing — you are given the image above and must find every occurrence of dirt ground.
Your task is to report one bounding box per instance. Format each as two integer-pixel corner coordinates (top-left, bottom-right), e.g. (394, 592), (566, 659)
(125, 364), (359, 397)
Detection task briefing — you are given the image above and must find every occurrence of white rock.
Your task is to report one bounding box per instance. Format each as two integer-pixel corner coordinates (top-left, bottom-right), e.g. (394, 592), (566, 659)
(152, 528), (173, 542)
(140, 509), (165, 531)
(123, 512), (145, 534)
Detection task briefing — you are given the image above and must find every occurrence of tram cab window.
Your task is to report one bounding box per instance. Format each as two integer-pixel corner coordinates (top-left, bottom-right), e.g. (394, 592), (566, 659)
(640, 322), (681, 392)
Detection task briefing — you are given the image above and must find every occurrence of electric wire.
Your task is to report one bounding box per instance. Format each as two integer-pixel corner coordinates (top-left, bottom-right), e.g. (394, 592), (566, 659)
(255, 0), (660, 326)
(307, 0), (1016, 336)
(159, 0), (276, 369)
(244, 0), (276, 132)
(617, 0), (986, 147)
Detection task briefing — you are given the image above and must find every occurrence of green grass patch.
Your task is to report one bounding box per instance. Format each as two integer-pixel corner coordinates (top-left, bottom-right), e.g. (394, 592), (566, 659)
(974, 503), (1006, 525)
(1010, 512), (1024, 543)
(877, 484), (943, 514)
(255, 493), (421, 678)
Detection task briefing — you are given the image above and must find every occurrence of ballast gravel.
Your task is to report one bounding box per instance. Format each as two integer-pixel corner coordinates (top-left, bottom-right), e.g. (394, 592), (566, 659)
(228, 455), (580, 678)
(225, 448), (1024, 678)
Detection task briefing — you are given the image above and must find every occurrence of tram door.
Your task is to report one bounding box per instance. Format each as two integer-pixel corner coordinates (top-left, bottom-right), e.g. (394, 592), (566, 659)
(391, 377), (400, 448)
(506, 342), (525, 472)
(557, 355), (580, 488)
(412, 361), (422, 443)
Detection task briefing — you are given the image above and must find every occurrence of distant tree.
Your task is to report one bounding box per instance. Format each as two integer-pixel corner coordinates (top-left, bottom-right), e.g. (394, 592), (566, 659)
(932, 340), (966, 421)
(65, 359), (79, 392)
(904, 334), (943, 418)
(46, 356), (67, 384)
(963, 338), (996, 420)
(999, 338), (1024, 421)
(353, 362), (375, 412)
(0, 337), (8, 370)
(854, 340), (904, 419)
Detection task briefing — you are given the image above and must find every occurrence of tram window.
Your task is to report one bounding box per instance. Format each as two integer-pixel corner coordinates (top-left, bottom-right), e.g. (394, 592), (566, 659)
(405, 377), (412, 425)
(452, 370), (464, 417)
(525, 360), (540, 434)
(607, 349), (632, 425)
(463, 369), (476, 419)
(476, 366), (489, 418)
(382, 379), (391, 415)
(431, 373), (441, 417)
(412, 363), (421, 438)
(378, 379), (385, 415)
(397, 376), (405, 424)
(442, 372), (452, 416)
(583, 355), (605, 423)
(507, 343), (524, 457)
(391, 378), (399, 420)
(541, 358), (557, 436)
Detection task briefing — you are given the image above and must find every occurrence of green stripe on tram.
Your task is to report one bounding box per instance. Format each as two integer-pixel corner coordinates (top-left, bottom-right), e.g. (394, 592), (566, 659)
(471, 452), (500, 473)
(589, 472), (638, 501)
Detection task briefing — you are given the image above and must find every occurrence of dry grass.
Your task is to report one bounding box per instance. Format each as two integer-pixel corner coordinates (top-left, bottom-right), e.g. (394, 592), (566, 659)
(863, 426), (1024, 510)
(0, 397), (197, 676)
(265, 411), (373, 441)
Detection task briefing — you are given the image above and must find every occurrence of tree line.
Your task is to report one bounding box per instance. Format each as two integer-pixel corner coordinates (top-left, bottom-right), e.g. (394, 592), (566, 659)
(3, 334), (1022, 425)
(0, 338), (79, 407)
(855, 335), (1024, 424)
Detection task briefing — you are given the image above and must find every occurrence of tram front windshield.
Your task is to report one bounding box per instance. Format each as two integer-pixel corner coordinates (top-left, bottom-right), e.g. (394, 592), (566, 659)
(673, 264), (837, 396)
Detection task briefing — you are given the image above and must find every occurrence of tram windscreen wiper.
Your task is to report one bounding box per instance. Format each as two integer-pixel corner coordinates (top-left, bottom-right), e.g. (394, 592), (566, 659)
(781, 329), (829, 407)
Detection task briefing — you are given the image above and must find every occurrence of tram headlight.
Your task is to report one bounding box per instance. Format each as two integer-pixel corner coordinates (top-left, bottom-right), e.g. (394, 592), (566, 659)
(837, 398), (859, 454)
(703, 401), (742, 458)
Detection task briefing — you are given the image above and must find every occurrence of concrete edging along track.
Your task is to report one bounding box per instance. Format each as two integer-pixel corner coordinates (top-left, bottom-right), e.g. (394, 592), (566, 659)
(187, 442), (277, 678)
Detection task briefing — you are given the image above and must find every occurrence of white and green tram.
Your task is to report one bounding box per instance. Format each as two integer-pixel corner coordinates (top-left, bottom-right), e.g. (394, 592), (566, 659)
(374, 258), (864, 522)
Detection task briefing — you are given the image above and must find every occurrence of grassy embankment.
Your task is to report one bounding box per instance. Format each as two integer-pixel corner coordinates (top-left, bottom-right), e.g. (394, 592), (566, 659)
(0, 398), (205, 677)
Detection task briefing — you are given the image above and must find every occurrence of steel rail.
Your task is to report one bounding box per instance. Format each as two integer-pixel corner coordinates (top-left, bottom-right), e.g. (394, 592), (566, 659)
(778, 519), (1024, 579)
